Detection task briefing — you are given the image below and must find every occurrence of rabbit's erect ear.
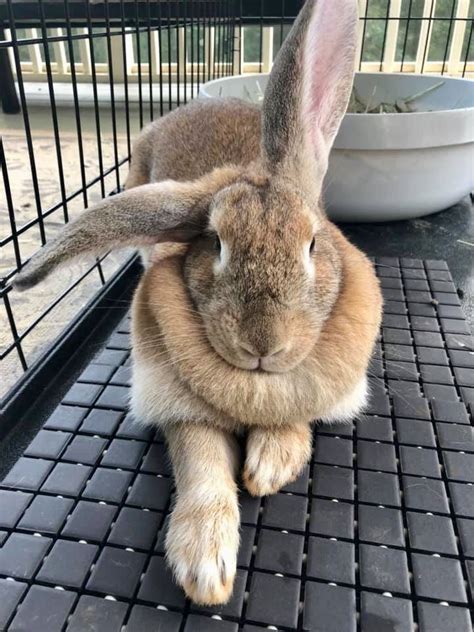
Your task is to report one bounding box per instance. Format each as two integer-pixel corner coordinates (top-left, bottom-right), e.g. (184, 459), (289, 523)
(14, 168), (239, 290)
(262, 0), (358, 197)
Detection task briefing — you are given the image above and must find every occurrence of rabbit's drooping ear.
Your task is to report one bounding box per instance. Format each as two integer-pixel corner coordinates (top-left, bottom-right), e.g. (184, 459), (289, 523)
(262, 0), (358, 198)
(14, 168), (239, 290)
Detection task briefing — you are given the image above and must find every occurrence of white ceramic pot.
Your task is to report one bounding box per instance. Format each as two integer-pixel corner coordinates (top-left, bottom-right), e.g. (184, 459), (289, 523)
(199, 72), (474, 222)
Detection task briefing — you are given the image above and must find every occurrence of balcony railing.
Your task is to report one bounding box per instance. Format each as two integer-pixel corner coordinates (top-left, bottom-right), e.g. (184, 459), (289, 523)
(2, 0), (473, 100)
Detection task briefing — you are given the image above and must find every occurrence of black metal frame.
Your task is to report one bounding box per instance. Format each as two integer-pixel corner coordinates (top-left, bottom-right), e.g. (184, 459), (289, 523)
(0, 256), (142, 442)
(0, 0), (238, 407)
(0, 0), (473, 407)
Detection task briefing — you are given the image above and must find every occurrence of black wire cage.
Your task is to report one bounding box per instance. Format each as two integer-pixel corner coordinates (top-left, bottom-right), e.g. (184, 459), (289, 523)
(0, 0), (241, 417)
(0, 2), (473, 632)
(1, 0), (473, 413)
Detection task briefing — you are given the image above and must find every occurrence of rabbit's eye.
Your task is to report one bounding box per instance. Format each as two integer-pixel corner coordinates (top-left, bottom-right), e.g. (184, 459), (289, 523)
(214, 235), (222, 254)
(309, 237), (316, 254)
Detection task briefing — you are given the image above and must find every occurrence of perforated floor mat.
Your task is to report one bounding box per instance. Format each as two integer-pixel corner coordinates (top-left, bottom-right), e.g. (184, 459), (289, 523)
(0, 258), (473, 632)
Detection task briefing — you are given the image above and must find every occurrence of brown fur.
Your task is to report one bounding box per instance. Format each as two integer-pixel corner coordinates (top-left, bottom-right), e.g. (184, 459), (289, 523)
(126, 98), (261, 187)
(243, 423), (313, 496)
(15, 0), (380, 606)
(134, 223), (381, 427)
(164, 423), (240, 605)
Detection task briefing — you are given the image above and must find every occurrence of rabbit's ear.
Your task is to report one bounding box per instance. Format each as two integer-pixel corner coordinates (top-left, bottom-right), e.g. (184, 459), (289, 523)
(14, 168), (239, 290)
(261, 0), (358, 197)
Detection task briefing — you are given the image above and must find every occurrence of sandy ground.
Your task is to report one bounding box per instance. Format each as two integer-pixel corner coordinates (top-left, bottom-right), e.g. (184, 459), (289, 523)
(1, 106), (143, 398)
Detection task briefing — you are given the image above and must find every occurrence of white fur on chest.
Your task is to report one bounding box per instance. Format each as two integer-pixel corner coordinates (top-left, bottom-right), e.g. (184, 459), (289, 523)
(318, 374), (369, 424)
(130, 354), (219, 427)
(130, 353), (369, 429)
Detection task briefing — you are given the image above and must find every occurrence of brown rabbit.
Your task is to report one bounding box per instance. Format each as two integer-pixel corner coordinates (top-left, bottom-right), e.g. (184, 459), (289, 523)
(15, 0), (382, 606)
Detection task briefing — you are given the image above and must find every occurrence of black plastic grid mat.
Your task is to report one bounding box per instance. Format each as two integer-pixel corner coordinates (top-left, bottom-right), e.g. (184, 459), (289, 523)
(0, 257), (473, 632)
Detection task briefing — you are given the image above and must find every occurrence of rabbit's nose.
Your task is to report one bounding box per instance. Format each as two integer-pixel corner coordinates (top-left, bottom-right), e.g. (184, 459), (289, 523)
(239, 342), (287, 360)
(238, 342), (259, 357)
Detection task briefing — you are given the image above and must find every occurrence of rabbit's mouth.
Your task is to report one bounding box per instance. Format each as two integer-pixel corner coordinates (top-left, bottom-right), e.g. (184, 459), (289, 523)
(253, 355), (291, 374)
(230, 355), (281, 373)
(210, 341), (302, 374)
(201, 308), (315, 374)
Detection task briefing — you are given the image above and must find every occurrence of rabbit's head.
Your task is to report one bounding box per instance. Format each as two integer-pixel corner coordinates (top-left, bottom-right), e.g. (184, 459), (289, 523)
(183, 175), (342, 372)
(15, 0), (358, 374)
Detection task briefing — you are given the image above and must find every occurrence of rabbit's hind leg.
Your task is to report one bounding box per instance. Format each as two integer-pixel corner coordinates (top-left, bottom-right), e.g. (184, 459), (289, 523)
(164, 422), (240, 606)
(243, 423), (312, 497)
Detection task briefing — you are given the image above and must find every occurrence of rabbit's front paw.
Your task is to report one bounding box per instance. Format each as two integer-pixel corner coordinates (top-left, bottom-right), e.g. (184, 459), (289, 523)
(166, 496), (239, 605)
(243, 425), (312, 497)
